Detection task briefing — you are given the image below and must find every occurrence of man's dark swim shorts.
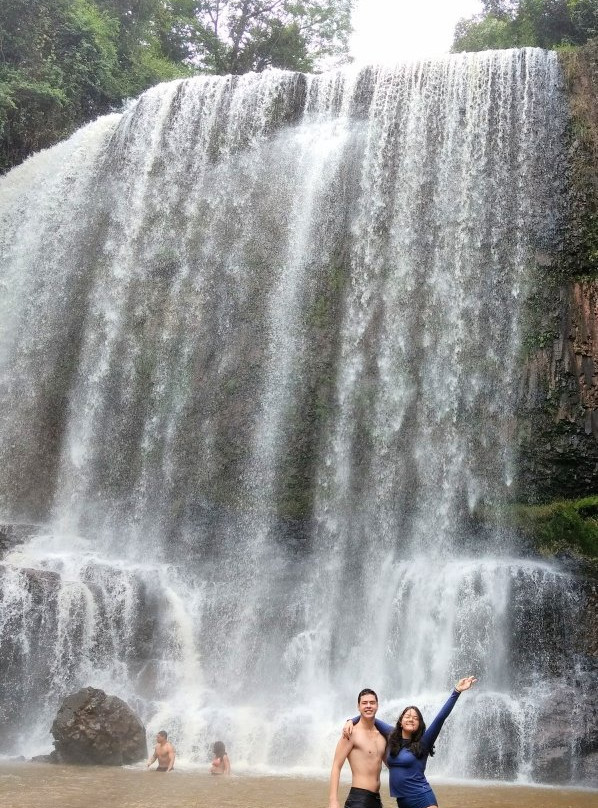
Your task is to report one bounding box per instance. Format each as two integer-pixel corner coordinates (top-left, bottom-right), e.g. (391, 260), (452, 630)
(344, 787), (382, 808)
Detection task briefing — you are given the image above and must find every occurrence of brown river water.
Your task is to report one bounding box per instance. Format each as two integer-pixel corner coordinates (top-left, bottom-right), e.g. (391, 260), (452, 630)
(0, 763), (596, 808)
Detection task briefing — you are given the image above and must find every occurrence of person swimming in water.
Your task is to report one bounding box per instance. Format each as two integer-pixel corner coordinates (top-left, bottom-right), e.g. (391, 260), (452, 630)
(147, 730), (175, 772)
(210, 740), (231, 775)
(345, 676), (477, 808)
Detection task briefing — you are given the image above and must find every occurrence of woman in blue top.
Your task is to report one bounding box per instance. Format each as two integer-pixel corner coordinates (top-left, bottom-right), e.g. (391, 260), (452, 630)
(347, 676), (476, 808)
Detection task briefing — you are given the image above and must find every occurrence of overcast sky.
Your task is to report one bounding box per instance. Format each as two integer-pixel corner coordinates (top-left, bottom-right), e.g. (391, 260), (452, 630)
(350, 0), (484, 63)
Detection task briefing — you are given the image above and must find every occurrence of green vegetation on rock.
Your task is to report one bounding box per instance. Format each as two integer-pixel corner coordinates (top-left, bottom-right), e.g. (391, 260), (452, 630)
(497, 496), (598, 558)
(274, 248), (350, 521)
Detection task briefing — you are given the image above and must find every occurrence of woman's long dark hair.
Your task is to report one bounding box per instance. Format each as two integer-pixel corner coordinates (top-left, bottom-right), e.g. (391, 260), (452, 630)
(388, 705), (434, 759)
(213, 741), (226, 758)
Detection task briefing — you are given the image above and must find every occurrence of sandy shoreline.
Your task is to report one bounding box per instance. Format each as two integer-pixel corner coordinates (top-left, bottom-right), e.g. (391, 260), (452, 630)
(0, 762), (596, 808)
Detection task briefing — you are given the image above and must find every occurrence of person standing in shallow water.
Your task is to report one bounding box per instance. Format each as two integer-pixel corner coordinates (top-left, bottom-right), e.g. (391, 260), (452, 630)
(210, 741), (231, 775)
(147, 730), (175, 772)
(345, 677), (477, 808)
(329, 688), (387, 808)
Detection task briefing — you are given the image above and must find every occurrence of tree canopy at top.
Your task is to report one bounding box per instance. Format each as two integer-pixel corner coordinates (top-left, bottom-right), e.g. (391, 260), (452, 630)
(184, 1), (353, 74)
(452, 0), (598, 52)
(0, 0), (354, 172)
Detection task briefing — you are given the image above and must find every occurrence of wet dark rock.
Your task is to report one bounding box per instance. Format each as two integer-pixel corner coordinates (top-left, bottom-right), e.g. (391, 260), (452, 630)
(20, 566), (61, 594)
(0, 524), (39, 558)
(517, 196), (598, 503)
(467, 709), (519, 780)
(31, 753), (59, 764)
(51, 687), (147, 765)
(578, 751), (598, 786)
(578, 576), (598, 659)
(531, 676), (598, 785)
(532, 745), (573, 783)
(0, 564), (61, 752)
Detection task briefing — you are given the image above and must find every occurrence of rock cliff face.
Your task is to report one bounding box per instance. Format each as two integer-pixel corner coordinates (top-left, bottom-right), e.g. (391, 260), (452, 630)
(518, 281), (598, 499)
(531, 673), (598, 784)
(517, 41), (598, 503)
(513, 46), (598, 784)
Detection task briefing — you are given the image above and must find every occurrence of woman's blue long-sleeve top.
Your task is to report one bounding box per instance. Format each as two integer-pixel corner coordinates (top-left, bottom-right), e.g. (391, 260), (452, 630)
(386, 689), (460, 799)
(352, 689), (461, 800)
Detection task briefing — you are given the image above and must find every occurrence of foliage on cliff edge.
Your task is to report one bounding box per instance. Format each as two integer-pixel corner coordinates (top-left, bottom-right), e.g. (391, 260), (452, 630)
(500, 496), (598, 558)
(453, 0), (598, 52)
(0, 0), (189, 172)
(0, 0), (353, 174)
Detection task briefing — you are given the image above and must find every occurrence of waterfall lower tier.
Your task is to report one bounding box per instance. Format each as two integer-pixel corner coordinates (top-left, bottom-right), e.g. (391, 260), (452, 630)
(0, 49), (594, 785)
(0, 532), (593, 784)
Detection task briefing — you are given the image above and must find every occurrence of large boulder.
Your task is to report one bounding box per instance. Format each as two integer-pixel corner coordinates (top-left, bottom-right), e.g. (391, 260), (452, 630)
(50, 687), (147, 765)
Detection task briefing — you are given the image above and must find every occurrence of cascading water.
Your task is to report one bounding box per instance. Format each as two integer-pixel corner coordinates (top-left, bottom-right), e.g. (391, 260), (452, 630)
(0, 49), (592, 784)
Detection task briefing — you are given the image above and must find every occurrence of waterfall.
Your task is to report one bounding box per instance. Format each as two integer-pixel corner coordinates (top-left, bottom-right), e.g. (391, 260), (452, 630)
(0, 49), (591, 784)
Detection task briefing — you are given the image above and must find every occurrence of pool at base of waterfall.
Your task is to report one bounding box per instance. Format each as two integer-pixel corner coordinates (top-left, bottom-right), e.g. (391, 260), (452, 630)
(0, 762), (596, 808)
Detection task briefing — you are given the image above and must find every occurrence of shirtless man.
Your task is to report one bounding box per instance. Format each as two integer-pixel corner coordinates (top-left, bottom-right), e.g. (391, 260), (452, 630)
(147, 730), (175, 772)
(329, 689), (388, 808)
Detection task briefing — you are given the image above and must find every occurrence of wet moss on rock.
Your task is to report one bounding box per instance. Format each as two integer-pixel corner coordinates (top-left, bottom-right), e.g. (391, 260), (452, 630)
(490, 496), (598, 559)
(273, 246), (351, 523)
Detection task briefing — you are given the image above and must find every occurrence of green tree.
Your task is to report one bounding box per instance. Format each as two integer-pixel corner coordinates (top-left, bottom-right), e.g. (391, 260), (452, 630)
(0, 0), (189, 171)
(1, 0), (114, 169)
(186, 1), (354, 74)
(570, 0), (598, 39)
(452, 0), (598, 52)
(480, 0), (520, 16)
(452, 14), (514, 51)
(0, 0), (353, 172)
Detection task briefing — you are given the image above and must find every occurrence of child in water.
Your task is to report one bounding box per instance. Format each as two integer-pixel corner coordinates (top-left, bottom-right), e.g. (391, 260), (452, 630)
(210, 741), (231, 775)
